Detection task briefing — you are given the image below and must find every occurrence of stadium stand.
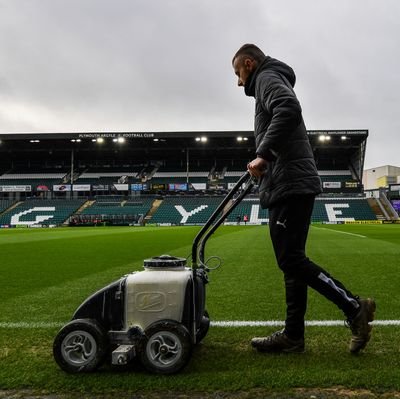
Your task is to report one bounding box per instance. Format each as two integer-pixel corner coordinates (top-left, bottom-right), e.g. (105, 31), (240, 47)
(150, 196), (223, 225)
(0, 129), (385, 226)
(74, 197), (154, 225)
(144, 159), (215, 190)
(75, 166), (142, 185)
(0, 199), (16, 214)
(312, 198), (377, 222)
(94, 195), (126, 204)
(221, 171), (244, 185)
(0, 199), (85, 227)
(226, 198), (269, 224)
(151, 173), (209, 183)
(148, 197), (376, 225)
(0, 170), (67, 191)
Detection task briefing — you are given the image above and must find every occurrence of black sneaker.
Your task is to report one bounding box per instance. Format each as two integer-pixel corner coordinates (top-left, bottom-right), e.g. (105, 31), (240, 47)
(251, 329), (305, 353)
(348, 298), (376, 353)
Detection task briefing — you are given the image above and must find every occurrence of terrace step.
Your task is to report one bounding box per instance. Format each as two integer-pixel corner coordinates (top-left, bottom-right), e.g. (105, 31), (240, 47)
(76, 200), (96, 214)
(0, 201), (22, 216)
(144, 199), (163, 223)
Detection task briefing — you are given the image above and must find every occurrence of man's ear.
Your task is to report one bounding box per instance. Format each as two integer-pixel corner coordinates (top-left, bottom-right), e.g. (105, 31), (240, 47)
(244, 58), (254, 70)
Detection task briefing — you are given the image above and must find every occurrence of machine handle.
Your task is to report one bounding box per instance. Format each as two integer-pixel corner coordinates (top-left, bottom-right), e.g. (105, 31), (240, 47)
(191, 171), (254, 268)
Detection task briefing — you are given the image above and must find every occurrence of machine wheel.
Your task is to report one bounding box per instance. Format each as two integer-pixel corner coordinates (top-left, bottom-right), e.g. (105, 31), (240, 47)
(53, 319), (108, 373)
(196, 310), (210, 343)
(140, 320), (192, 374)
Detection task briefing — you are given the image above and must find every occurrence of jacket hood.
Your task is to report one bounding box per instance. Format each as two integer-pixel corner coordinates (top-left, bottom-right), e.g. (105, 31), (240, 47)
(245, 56), (296, 97)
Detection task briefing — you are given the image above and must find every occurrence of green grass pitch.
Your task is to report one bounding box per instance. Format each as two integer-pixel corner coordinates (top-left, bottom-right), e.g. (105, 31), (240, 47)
(0, 224), (399, 396)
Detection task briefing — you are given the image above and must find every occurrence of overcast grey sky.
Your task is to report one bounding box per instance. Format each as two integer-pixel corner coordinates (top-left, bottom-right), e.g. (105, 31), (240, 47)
(0, 0), (399, 169)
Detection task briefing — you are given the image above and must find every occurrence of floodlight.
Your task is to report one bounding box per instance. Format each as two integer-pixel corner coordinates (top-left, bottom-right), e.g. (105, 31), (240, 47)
(200, 136), (208, 142)
(113, 138), (118, 142)
(117, 137), (125, 143)
(341, 136), (347, 141)
(195, 137), (201, 142)
(237, 136), (243, 142)
(318, 135), (330, 142)
(97, 138), (104, 143)
(153, 138), (159, 142)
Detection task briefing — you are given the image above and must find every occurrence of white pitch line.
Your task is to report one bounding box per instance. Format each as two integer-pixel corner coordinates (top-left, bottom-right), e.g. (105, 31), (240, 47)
(311, 226), (367, 238)
(212, 320), (399, 327)
(0, 320), (399, 329)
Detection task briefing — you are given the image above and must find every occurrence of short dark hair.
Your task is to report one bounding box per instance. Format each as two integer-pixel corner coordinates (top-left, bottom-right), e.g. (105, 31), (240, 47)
(232, 44), (266, 65)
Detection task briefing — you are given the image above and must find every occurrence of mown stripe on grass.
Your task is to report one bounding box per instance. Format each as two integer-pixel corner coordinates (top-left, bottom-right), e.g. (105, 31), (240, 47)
(311, 226), (367, 238)
(0, 322), (63, 328)
(0, 320), (399, 329)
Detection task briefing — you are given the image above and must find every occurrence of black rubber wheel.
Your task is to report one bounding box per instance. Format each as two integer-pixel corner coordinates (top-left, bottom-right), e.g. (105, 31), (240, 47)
(196, 310), (210, 343)
(140, 320), (192, 374)
(53, 319), (108, 373)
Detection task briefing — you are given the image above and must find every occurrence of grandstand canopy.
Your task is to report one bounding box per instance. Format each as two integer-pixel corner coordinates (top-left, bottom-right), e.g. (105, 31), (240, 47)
(0, 129), (368, 179)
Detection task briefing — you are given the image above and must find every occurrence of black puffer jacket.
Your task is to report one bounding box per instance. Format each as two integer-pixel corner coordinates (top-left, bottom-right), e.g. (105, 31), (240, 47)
(245, 56), (322, 208)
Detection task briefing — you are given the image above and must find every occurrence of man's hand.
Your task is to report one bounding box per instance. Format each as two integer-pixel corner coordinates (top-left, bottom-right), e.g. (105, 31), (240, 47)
(247, 156), (267, 178)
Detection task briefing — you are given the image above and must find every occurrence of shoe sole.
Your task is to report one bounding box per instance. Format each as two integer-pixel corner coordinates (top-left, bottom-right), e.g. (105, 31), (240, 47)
(252, 342), (305, 354)
(350, 299), (376, 353)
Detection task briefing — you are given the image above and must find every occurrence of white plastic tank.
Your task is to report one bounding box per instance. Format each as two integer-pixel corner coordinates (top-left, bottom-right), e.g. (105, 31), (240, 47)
(124, 255), (192, 331)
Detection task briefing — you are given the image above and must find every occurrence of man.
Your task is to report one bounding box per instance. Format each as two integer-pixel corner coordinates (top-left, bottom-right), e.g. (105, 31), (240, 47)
(232, 43), (375, 354)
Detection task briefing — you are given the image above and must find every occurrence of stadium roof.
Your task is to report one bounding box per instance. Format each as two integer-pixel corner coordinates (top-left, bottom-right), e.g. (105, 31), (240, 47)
(0, 129), (368, 180)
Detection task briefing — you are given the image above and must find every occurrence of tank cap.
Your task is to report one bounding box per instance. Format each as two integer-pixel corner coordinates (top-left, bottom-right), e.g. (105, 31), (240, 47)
(143, 254), (187, 269)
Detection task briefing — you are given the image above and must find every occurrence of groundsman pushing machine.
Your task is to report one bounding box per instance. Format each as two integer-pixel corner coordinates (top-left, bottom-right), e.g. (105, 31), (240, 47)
(53, 172), (254, 374)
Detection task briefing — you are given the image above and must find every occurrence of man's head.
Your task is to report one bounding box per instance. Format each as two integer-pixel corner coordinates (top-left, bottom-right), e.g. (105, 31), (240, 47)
(232, 44), (266, 87)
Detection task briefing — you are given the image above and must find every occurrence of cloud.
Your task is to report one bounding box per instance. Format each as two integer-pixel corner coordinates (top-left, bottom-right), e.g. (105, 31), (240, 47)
(0, 0), (399, 168)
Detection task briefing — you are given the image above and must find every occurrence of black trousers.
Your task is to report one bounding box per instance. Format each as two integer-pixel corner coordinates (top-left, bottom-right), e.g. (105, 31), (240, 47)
(268, 194), (359, 340)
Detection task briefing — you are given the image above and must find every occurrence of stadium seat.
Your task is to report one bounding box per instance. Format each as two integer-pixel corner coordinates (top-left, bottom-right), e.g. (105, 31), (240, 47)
(0, 199), (86, 227)
(151, 197), (222, 225)
(312, 198), (377, 222)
